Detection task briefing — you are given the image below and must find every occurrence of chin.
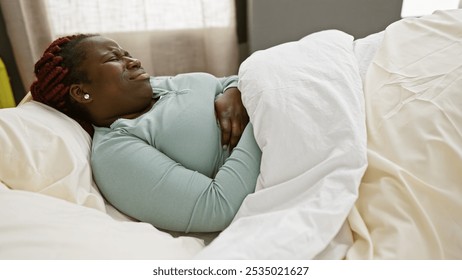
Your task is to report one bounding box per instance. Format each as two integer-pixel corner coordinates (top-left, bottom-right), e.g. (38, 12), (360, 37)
(136, 79), (153, 97)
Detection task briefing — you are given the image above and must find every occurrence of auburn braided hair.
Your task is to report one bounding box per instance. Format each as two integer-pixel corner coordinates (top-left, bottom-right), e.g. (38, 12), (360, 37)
(30, 34), (98, 136)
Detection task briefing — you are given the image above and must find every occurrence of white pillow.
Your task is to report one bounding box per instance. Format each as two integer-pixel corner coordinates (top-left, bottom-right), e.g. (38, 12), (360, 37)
(0, 183), (204, 259)
(0, 100), (105, 211)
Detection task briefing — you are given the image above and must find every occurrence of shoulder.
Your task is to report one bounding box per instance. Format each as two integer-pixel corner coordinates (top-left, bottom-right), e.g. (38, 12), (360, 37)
(92, 126), (134, 153)
(151, 73), (218, 85)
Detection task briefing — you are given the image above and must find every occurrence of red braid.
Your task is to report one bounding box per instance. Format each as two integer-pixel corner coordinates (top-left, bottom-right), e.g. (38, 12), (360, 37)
(30, 34), (97, 136)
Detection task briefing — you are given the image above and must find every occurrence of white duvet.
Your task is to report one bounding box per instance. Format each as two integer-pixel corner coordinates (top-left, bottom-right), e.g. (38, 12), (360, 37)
(196, 30), (368, 259)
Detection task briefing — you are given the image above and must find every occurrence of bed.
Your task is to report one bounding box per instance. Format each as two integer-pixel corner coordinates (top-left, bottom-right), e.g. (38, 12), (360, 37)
(1, 9), (461, 260)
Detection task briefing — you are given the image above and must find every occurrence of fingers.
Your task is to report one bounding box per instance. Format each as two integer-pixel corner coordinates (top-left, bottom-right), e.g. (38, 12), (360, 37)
(219, 117), (231, 150)
(229, 114), (249, 150)
(220, 116), (243, 151)
(229, 121), (241, 150)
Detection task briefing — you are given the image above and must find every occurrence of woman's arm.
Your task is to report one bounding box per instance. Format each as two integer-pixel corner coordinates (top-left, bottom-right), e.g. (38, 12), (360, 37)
(91, 125), (261, 233)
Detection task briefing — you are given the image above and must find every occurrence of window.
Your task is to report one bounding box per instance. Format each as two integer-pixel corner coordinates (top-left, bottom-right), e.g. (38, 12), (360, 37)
(45, 0), (234, 36)
(401, 0), (460, 17)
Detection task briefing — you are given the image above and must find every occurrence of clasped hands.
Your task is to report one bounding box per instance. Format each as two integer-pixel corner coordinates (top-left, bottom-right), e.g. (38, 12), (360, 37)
(214, 87), (249, 151)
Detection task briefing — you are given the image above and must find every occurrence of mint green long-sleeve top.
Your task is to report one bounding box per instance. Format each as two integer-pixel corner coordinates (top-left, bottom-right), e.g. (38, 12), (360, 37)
(91, 73), (261, 233)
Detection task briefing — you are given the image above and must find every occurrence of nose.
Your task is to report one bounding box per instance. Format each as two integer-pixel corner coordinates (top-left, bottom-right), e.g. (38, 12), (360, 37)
(125, 57), (141, 69)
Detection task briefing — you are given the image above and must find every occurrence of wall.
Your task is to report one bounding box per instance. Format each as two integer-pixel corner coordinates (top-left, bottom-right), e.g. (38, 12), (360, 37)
(0, 5), (25, 103)
(246, 0), (403, 53)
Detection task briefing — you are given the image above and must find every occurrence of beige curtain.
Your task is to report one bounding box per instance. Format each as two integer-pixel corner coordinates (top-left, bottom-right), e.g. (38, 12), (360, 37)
(0, 0), (52, 91)
(0, 0), (239, 91)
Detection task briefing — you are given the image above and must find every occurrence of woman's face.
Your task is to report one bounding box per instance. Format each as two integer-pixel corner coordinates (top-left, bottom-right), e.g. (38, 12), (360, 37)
(74, 36), (153, 125)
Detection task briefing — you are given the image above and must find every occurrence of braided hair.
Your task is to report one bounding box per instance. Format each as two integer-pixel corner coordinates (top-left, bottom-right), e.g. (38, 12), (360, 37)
(30, 34), (98, 136)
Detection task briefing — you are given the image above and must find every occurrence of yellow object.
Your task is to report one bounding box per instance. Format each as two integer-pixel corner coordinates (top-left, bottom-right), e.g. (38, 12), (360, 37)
(0, 58), (16, 108)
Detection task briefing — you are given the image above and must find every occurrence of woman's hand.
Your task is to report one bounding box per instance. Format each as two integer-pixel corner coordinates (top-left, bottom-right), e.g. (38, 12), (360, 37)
(215, 87), (249, 151)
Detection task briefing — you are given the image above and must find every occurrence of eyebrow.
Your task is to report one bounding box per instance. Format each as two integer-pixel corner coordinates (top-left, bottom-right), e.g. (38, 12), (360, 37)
(110, 46), (130, 54)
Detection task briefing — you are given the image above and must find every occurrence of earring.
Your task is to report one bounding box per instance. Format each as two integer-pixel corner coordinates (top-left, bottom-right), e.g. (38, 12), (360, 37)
(83, 93), (90, 100)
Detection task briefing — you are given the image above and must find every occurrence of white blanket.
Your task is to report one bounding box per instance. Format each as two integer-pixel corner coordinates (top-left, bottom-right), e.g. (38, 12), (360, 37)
(196, 30), (368, 259)
(347, 9), (462, 259)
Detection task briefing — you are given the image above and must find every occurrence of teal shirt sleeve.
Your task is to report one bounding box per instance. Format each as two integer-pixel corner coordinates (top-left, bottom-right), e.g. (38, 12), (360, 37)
(92, 125), (260, 233)
(217, 76), (239, 93)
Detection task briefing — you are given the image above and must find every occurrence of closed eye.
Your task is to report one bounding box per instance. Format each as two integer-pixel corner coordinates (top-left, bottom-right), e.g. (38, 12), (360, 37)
(103, 50), (132, 63)
(123, 51), (132, 58)
(106, 56), (119, 62)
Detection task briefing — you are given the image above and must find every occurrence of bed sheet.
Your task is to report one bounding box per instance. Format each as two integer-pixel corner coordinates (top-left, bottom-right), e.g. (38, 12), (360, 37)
(0, 181), (203, 259)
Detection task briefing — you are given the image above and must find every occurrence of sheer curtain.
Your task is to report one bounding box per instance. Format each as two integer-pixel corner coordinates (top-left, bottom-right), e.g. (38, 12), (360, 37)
(0, 0), (239, 90)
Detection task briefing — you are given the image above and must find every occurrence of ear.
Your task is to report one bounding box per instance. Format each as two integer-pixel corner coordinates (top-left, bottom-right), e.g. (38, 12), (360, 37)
(69, 84), (92, 104)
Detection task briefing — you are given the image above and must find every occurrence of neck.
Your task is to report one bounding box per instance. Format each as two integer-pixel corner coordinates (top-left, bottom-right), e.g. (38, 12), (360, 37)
(92, 98), (157, 127)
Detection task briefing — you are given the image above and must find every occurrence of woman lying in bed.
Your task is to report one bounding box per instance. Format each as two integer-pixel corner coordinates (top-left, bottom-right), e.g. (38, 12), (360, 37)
(31, 34), (261, 233)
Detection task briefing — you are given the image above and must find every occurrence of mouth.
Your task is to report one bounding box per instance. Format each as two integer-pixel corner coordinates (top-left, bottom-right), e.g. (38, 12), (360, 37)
(129, 70), (150, 81)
